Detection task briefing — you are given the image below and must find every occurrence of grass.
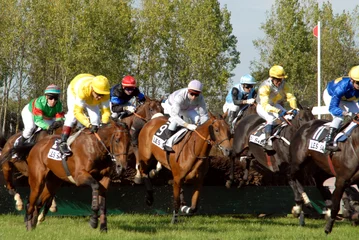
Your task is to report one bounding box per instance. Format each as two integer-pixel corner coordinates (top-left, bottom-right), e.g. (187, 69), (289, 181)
(1, 214), (359, 240)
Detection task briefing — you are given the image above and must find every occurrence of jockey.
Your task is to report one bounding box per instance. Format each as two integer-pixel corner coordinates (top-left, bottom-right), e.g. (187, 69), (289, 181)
(162, 80), (209, 152)
(323, 65), (359, 151)
(59, 74), (111, 156)
(17, 84), (65, 147)
(110, 75), (146, 119)
(256, 65), (298, 151)
(223, 74), (257, 124)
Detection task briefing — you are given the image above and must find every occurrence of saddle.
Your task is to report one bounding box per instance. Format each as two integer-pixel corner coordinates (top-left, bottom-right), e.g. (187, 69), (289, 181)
(152, 123), (188, 150)
(249, 118), (291, 147)
(309, 121), (358, 153)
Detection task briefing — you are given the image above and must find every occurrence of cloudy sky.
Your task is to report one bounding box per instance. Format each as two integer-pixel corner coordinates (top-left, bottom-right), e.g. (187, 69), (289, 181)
(219, 0), (358, 84)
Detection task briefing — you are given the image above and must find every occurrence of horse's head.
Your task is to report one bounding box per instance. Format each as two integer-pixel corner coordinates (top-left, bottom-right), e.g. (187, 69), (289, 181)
(208, 113), (232, 156)
(135, 96), (164, 121)
(292, 105), (315, 129)
(108, 120), (131, 175)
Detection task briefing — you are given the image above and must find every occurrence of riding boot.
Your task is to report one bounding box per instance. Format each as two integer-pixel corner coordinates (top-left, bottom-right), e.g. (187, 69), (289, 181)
(163, 129), (176, 152)
(263, 125), (274, 151)
(59, 133), (72, 156)
(325, 127), (339, 151)
(228, 111), (235, 124)
(131, 124), (141, 147)
(16, 136), (27, 147)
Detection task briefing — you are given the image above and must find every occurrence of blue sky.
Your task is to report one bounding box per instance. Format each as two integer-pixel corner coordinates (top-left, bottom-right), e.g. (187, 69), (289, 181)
(219, 0), (358, 85)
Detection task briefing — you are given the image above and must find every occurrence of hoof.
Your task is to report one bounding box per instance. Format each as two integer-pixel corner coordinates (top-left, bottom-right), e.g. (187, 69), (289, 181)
(180, 206), (193, 215)
(16, 204), (24, 211)
(225, 180), (232, 189)
(89, 217), (98, 229)
(100, 225), (108, 233)
(145, 196), (154, 206)
(149, 169), (158, 179)
(134, 176), (143, 185)
(299, 211), (305, 226)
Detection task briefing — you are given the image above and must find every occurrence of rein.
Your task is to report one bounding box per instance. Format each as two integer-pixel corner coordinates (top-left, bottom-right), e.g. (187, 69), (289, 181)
(194, 119), (230, 148)
(133, 112), (147, 122)
(94, 127), (128, 162)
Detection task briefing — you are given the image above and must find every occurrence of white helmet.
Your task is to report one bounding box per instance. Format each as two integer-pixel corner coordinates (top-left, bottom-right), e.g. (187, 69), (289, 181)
(188, 80), (203, 92)
(240, 74), (257, 84)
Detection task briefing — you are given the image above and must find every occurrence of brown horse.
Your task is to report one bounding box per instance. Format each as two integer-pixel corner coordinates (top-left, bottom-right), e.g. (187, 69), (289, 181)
(22, 120), (130, 231)
(118, 96), (163, 183)
(288, 117), (359, 234)
(136, 113), (231, 223)
(0, 127), (63, 211)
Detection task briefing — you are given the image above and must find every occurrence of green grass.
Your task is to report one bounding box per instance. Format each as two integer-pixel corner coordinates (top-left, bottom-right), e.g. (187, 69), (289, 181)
(0, 214), (358, 240)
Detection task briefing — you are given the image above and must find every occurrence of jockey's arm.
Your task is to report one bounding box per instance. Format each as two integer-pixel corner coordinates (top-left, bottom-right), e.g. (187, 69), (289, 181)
(258, 85), (280, 113)
(100, 100), (111, 124)
(284, 84), (298, 109)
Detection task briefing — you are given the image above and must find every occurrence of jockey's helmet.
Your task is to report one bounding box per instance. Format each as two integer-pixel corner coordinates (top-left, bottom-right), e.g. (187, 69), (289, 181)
(188, 80), (203, 92)
(349, 65), (359, 81)
(122, 75), (137, 87)
(240, 74), (257, 84)
(44, 84), (61, 96)
(92, 75), (110, 95)
(269, 65), (287, 79)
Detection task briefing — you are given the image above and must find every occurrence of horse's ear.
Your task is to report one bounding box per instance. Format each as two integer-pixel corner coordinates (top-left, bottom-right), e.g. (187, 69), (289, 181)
(297, 102), (304, 110)
(209, 125), (216, 141)
(144, 95), (151, 101)
(222, 110), (228, 120)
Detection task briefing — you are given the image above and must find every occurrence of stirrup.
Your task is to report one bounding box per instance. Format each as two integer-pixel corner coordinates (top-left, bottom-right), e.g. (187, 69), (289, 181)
(326, 144), (339, 152)
(59, 143), (72, 156)
(163, 145), (175, 153)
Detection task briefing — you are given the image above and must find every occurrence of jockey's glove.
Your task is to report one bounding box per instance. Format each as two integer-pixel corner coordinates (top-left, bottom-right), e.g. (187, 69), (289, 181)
(124, 106), (135, 113)
(278, 110), (287, 118)
(47, 120), (63, 134)
(246, 98), (255, 104)
(343, 111), (353, 117)
(185, 123), (197, 131)
(90, 125), (99, 133)
(291, 109), (298, 116)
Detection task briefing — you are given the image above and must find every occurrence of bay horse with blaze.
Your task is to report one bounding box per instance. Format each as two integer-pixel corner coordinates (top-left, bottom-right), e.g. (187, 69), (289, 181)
(136, 112), (231, 223)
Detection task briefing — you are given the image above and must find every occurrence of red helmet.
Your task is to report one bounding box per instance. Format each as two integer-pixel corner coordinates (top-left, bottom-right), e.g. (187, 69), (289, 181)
(122, 75), (136, 87)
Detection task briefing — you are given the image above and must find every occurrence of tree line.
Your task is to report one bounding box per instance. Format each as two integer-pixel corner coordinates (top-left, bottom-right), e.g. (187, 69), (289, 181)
(0, 0), (358, 136)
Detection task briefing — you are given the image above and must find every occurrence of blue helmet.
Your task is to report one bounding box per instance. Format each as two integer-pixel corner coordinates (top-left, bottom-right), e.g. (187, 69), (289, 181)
(240, 74), (256, 84)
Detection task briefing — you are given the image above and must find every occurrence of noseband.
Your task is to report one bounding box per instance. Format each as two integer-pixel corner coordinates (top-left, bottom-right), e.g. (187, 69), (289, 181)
(194, 119), (230, 150)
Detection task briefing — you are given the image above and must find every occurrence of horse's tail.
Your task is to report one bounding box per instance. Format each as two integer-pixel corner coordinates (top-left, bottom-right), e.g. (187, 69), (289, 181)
(0, 144), (35, 165)
(0, 147), (15, 165)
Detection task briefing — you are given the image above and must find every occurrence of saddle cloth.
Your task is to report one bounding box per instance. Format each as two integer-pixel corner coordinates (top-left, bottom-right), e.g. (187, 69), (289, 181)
(47, 129), (82, 160)
(249, 121), (289, 147)
(152, 123), (188, 150)
(309, 122), (358, 153)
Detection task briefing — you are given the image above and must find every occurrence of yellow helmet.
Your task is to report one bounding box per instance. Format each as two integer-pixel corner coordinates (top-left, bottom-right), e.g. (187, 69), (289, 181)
(269, 65), (287, 79)
(349, 65), (359, 81)
(92, 75), (110, 95)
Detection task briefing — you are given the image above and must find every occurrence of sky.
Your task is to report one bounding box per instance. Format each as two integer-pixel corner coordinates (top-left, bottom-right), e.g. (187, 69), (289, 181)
(219, 0), (358, 85)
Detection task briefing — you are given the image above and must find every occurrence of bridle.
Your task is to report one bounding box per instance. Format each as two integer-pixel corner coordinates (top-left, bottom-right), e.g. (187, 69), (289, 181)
(94, 123), (129, 162)
(194, 119), (230, 150)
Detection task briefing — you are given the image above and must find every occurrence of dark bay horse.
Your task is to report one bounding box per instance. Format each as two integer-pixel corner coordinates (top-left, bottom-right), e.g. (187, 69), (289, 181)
(0, 127), (63, 211)
(21, 120), (130, 231)
(136, 113), (231, 223)
(230, 106), (315, 187)
(118, 96), (163, 183)
(288, 117), (359, 234)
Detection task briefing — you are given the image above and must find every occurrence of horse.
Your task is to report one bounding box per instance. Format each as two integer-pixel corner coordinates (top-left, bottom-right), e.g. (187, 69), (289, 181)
(20, 120), (130, 231)
(229, 105), (315, 188)
(0, 127), (63, 212)
(117, 96), (163, 183)
(288, 116), (359, 234)
(136, 112), (232, 223)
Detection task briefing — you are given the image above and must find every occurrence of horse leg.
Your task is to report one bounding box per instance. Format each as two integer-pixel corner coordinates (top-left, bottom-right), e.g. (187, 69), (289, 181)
(97, 177), (110, 233)
(171, 177), (182, 224)
(26, 175), (46, 231)
(143, 175), (154, 206)
(181, 177), (205, 216)
(37, 172), (62, 224)
(2, 161), (24, 211)
(149, 161), (162, 179)
(225, 156), (234, 189)
(325, 178), (346, 234)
